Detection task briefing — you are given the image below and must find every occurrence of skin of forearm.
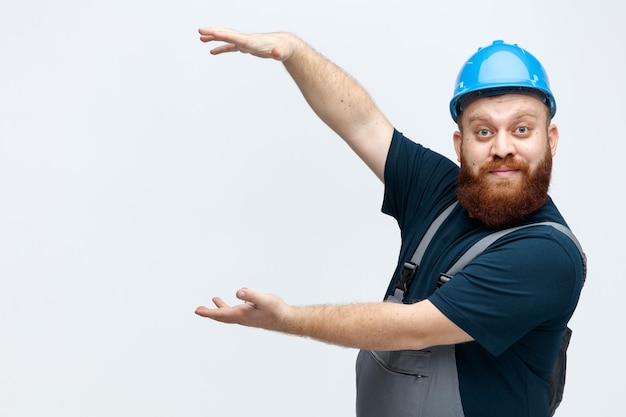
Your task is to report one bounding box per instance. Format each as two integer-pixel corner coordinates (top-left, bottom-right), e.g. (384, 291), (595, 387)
(280, 301), (441, 351)
(281, 35), (392, 178)
(285, 46), (377, 131)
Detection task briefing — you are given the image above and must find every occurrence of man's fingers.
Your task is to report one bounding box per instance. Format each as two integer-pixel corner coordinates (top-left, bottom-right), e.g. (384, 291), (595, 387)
(194, 297), (230, 317)
(198, 27), (244, 45)
(194, 305), (211, 316)
(209, 44), (240, 55)
(198, 27), (233, 36)
(212, 297), (229, 308)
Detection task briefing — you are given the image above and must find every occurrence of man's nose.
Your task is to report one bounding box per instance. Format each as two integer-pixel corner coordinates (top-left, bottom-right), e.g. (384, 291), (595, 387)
(491, 132), (515, 159)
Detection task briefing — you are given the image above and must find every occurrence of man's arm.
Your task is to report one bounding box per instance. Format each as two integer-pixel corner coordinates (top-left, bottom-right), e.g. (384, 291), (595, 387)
(195, 288), (473, 351)
(198, 28), (394, 182)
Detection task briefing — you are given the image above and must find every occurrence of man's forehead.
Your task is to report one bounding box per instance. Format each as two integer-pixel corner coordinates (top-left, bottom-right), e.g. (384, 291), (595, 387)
(461, 94), (548, 123)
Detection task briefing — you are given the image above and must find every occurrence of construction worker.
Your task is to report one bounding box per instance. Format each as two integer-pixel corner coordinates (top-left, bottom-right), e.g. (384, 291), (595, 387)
(195, 28), (585, 417)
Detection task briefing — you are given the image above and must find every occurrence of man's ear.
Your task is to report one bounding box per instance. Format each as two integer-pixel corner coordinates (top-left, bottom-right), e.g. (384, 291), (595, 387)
(453, 130), (462, 163)
(548, 124), (559, 157)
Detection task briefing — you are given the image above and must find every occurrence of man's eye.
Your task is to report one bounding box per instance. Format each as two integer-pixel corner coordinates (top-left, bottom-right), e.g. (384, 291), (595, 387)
(516, 126), (529, 134)
(478, 129), (490, 137)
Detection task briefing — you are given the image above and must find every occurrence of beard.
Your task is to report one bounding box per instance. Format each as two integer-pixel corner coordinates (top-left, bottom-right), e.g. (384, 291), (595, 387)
(456, 147), (553, 229)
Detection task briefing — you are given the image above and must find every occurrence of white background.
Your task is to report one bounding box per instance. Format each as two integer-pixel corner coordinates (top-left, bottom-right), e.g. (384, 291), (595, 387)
(1, 0), (623, 416)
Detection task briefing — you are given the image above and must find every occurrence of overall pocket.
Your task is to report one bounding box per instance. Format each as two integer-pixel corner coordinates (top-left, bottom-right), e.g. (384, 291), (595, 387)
(355, 346), (465, 417)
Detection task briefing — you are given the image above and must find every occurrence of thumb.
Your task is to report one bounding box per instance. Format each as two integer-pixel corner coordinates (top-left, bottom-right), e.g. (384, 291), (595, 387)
(236, 287), (256, 304)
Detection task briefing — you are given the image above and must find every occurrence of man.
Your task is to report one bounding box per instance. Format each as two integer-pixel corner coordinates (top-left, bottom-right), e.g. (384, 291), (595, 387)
(195, 28), (585, 417)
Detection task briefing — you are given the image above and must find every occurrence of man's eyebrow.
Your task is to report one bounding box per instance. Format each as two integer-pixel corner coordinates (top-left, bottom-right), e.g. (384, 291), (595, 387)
(467, 115), (490, 124)
(467, 112), (539, 124)
(512, 111), (540, 120)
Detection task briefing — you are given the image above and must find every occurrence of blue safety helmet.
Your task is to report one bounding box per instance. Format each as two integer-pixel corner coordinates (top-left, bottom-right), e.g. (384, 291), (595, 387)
(449, 40), (556, 123)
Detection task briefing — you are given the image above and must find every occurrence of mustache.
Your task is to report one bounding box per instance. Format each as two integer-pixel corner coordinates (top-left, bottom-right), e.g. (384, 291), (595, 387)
(479, 156), (529, 172)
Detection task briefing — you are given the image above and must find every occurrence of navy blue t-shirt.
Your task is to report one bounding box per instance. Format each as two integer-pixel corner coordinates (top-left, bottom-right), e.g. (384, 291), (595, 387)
(382, 129), (585, 417)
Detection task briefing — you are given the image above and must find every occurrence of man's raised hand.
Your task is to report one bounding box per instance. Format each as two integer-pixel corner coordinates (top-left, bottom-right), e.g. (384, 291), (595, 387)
(198, 27), (298, 61)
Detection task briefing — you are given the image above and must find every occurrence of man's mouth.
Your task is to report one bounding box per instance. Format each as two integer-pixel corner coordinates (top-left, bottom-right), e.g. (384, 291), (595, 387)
(489, 166), (520, 179)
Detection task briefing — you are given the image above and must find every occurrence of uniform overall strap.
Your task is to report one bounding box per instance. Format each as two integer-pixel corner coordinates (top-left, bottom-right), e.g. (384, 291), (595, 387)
(410, 201), (459, 265)
(438, 221), (587, 287)
(391, 201), (459, 302)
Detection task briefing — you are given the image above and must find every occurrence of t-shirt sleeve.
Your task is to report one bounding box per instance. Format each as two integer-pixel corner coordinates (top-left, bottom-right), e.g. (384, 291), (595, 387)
(383, 129), (458, 228)
(429, 226), (584, 357)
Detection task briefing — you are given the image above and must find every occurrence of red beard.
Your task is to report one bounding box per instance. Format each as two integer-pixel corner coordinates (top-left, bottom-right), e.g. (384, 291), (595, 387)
(456, 147), (552, 228)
